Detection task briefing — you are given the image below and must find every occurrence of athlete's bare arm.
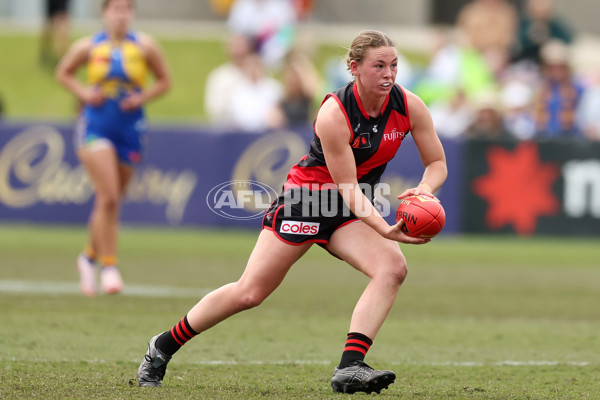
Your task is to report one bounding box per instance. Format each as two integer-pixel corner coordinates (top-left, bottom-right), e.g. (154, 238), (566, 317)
(316, 97), (428, 244)
(397, 89), (448, 199)
(55, 36), (105, 106)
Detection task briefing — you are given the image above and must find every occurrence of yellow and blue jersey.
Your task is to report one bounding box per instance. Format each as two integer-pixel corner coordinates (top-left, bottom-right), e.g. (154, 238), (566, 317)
(76, 30), (149, 164)
(86, 30), (148, 99)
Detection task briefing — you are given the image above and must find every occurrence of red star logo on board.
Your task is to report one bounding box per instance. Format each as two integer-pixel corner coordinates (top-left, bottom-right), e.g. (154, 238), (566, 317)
(472, 141), (560, 235)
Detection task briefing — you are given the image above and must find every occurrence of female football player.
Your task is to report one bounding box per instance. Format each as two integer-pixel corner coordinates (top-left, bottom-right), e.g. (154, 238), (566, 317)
(56, 0), (171, 296)
(138, 30), (446, 394)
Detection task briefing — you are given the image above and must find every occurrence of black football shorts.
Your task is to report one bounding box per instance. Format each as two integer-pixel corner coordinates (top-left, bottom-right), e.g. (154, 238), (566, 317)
(262, 187), (359, 246)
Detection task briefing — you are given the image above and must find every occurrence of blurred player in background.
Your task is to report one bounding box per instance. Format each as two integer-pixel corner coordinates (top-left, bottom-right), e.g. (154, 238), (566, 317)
(137, 30), (447, 394)
(55, 0), (171, 296)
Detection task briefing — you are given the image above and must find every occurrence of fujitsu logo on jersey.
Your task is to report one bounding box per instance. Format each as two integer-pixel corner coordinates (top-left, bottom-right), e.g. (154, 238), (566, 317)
(383, 128), (405, 141)
(280, 220), (320, 235)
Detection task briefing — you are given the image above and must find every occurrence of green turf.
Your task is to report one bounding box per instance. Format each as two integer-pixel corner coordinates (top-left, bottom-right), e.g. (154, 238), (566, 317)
(0, 33), (231, 122)
(0, 225), (598, 399)
(0, 32), (346, 123)
(0, 32), (428, 124)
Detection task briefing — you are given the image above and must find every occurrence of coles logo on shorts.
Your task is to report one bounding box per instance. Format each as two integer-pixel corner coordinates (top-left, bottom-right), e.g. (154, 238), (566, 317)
(280, 220), (320, 235)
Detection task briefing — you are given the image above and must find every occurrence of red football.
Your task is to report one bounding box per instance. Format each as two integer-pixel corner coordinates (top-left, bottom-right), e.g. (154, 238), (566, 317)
(395, 195), (446, 238)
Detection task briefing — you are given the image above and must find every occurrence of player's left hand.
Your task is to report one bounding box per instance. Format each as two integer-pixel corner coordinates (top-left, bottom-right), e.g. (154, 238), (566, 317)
(119, 93), (144, 111)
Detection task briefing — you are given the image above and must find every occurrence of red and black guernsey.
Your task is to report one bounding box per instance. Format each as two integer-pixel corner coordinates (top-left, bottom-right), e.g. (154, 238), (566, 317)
(262, 83), (411, 245)
(284, 82), (411, 196)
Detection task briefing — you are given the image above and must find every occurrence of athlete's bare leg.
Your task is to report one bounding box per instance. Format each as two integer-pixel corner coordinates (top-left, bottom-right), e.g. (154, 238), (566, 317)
(186, 229), (312, 333)
(78, 145), (134, 261)
(327, 221), (407, 339)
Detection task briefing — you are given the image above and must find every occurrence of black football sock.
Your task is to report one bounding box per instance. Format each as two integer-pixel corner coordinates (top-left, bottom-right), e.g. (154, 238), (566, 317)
(338, 332), (373, 369)
(155, 315), (199, 357)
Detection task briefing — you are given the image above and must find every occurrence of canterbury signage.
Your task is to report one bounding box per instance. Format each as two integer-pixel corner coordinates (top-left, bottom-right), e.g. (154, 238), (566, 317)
(0, 125), (197, 225)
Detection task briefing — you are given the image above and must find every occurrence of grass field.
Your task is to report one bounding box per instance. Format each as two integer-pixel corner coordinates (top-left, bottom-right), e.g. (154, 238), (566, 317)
(0, 31), (430, 124)
(0, 32), (348, 123)
(0, 225), (598, 399)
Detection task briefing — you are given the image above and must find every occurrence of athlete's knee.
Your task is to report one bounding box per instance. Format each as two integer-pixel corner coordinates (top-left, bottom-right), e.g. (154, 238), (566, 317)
(95, 192), (120, 213)
(235, 287), (269, 310)
(393, 257), (408, 284)
(380, 251), (408, 285)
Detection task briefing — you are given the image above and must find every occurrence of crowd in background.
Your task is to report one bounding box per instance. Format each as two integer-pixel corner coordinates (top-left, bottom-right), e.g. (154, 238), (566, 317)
(206, 0), (600, 141)
(421, 0), (598, 142)
(205, 0), (319, 133)
(8, 0), (596, 140)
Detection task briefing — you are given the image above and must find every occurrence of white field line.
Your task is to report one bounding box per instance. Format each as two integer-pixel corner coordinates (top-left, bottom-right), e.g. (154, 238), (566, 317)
(183, 360), (592, 367)
(0, 279), (211, 298)
(1, 358), (592, 367)
(417, 361), (591, 367)
(0, 281), (594, 368)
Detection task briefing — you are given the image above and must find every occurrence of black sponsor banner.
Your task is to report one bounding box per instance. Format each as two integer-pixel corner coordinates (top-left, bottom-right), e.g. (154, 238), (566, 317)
(464, 139), (600, 236)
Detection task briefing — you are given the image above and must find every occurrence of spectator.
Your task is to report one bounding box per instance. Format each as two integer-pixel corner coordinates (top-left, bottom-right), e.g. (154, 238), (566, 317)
(274, 50), (319, 127)
(209, 0), (237, 16)
(533, 40), (584, 138)
(227, 0), (298, 68)
(501, 80), (537, 140)
(576, 71), (600, 141)
(204, 34), (254, 125)
(512, 0), (574, 66)
(465, 90), (508, 139)
(227, 52), (284, 132)
(456, 0), (518, 77)
(429, 90), (475, 139)
(290, 0), (314, 20)
(40, 0), (71, 69)
(323, 56), (353, 94)
(413, 29), (496, 113)
(394, 51), (415, 88)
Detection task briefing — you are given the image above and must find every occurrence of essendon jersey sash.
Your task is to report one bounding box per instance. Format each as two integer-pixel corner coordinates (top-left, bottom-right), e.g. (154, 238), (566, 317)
(285, 82), (411, 191)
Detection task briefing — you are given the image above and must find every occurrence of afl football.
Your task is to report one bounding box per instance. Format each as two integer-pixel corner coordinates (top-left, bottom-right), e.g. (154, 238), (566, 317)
(395, 195), (445, 238)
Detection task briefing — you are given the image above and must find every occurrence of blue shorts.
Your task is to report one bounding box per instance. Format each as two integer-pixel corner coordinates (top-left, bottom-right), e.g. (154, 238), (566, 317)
(75, 103), (145, 165)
